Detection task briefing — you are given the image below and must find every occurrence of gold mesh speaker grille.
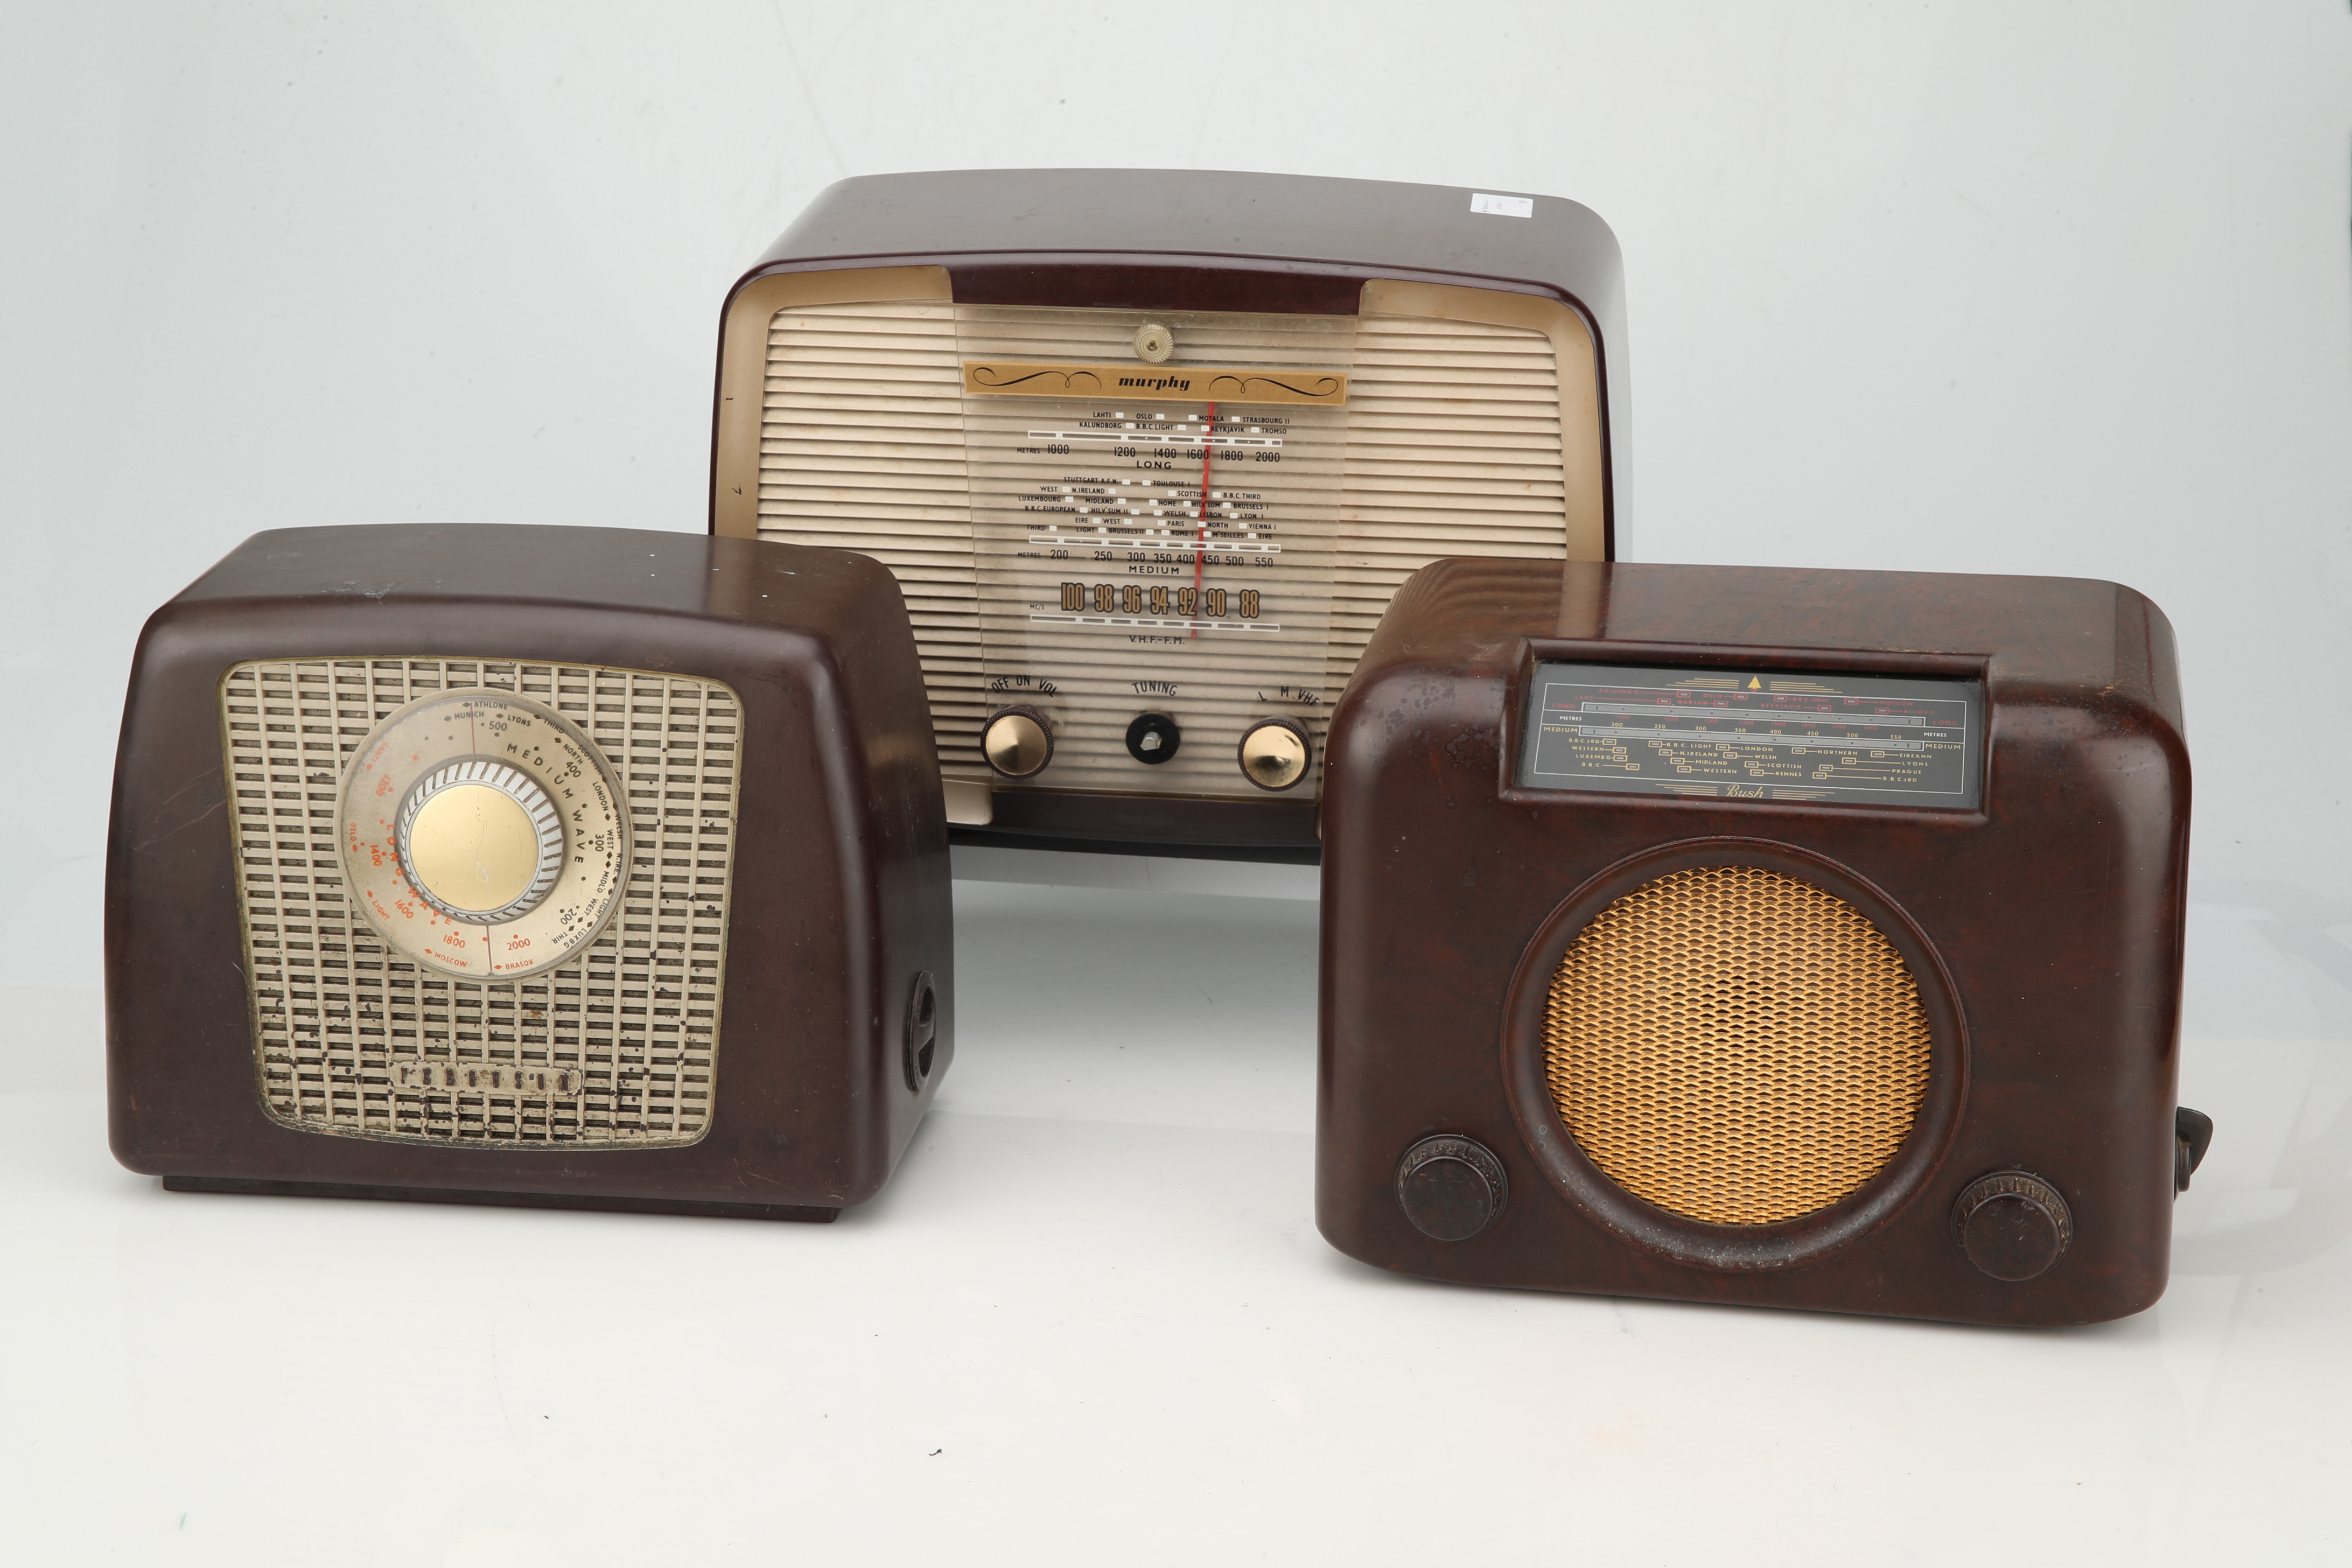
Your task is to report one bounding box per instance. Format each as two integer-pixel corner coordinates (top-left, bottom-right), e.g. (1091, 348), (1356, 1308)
(1543, 865), (1932, 1226)
(222, 658), (740, 1147)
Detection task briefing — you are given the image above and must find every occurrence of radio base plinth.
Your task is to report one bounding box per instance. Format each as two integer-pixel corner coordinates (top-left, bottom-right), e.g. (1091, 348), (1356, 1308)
(161, 1175), (841, 1224)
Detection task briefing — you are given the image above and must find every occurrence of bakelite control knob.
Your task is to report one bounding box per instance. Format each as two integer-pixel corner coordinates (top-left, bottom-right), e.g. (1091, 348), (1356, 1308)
(982, 707), (1054, 778)
(394, 759), (564, 923)
(1237, 717), (1312, 791)
(1396, 1135), (1508, 1242)
(902, 970), (939, 1090)
(1132, 322), (1175, 362)
(1953, 1170), (2074, 1282)
(1125, 712), (1181, 765)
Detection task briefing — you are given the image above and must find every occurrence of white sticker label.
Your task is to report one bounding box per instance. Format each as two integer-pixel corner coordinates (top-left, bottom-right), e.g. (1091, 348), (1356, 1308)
(1469, 192), (1534, 218)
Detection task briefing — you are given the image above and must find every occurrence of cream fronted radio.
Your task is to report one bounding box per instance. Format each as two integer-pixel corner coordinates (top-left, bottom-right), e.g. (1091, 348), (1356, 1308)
(711, 170), (1628, 855)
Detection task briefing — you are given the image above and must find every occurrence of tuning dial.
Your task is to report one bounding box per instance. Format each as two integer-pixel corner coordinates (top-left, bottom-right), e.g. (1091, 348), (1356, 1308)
(1238, 717), (1312, 791)
(1952, 1170), (2074, 1282)
(982, 706), (1054, 778)
(1125, 712), (1181, 765)
(395, 759), (565, 923)
(1396, 1135), (1509, 1242)
(1132, 322), (1174, 362)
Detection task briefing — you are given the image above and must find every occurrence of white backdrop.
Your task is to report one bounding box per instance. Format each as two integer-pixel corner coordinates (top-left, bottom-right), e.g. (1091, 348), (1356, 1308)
(6, 6), (2352, 1563)
(3, 2), (2348, 985)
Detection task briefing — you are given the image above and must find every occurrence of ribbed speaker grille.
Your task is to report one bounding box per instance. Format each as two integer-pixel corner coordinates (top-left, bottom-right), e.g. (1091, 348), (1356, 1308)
(1543, 865), (1932, 1226)
(754, 302), (1570, 792)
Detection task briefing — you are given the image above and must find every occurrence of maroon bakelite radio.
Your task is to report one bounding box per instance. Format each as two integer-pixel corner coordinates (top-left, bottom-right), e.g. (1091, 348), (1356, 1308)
(711, 167), (1627, 859)
(107, 523), (951, 1221)
(1318, 557), (2208, 1325)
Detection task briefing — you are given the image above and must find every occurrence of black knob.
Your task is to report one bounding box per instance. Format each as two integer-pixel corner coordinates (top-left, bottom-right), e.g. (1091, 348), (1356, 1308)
(1125, 712), (1181, 765)
(1952, 1170), (2073, 1282)
(2175, 1106), (2214, 1193)
(1396, 1135), (1508, 1242)
(901, 971), (939, 1090)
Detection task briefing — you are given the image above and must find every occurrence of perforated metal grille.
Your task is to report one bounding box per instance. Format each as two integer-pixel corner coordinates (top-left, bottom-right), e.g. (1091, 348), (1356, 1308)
(221, 659), (741, 1147)
(1543, 865), (1932, 1226)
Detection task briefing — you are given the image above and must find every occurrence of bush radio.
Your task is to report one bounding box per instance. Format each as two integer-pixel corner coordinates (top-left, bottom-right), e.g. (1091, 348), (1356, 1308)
(711, 168), (1626, 857)
(1317, 557), (2204, 1324)
(107, 524), (951, 1221)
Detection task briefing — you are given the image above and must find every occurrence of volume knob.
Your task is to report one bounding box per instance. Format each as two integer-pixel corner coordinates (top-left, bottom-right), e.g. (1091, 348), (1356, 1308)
(395, 759), (565, 923)
(982, 706), (1054, 778)
(1952, 1170), (2074, 1282)
(1396, 1135), (1509, 1242)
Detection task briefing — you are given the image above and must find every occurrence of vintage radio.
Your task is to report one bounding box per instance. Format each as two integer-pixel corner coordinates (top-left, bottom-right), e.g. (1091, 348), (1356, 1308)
(711, 168), (1626, 856)
(1318, 558), (2206, 1324)
(107, 523), (951, 1221)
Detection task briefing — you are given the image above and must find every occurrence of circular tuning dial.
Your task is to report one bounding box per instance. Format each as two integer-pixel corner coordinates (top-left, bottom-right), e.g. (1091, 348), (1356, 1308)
(340, 690), (628, 981)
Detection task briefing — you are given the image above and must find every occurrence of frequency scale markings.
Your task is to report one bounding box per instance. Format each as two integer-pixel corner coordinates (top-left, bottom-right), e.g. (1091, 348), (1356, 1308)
(1559, 723), (1929, 753)
(1000, 403), (1303, 635)
(1028, 612), (1282, 633)
(1573, 701), (1930, 727)
(1024, 418), (1285, 449)
(1517, 663), (1984, 807)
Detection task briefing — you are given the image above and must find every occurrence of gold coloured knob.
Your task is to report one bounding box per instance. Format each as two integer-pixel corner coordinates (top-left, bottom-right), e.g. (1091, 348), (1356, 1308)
(395, 759), (564, 923)
(1237, 717), (1312, 792)
(982, 706), (1054, 778)
(1132, 322), (1175, 363)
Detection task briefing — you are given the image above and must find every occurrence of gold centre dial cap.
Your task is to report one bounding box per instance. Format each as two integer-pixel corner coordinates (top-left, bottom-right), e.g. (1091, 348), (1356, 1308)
(395, 758), (565, 922)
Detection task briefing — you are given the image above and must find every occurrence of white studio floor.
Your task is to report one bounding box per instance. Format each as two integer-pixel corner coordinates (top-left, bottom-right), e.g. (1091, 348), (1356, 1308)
(4, 867), (2347, 1565)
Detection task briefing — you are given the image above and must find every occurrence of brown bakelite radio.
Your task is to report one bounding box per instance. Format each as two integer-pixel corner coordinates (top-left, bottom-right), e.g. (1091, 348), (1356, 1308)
(107, 524), (951, 1221)
(1319, 558), (2207, 1325)
(710, 169), (1625, 857)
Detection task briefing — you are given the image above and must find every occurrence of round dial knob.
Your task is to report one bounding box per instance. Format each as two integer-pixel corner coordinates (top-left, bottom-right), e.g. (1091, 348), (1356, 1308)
(1952, 1170), (2074, 1281)
(1124, 712), (1181, 765)
(395, 759), (564, 922)
(1396, 1135), (1509, 1242)
(1132, 321), (1174, 362)
(982, 706), (1054, 778)
(1237, 717), (1312, 792)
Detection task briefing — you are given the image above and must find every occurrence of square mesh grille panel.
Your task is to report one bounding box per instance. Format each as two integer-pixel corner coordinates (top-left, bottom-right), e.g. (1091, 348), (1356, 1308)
(1543, 865), (1932, 1226)
(221, 658), (741, 1147)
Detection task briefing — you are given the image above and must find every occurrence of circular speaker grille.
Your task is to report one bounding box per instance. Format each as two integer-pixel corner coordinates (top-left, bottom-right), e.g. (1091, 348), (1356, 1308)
(1542, 865), (1933, 1226)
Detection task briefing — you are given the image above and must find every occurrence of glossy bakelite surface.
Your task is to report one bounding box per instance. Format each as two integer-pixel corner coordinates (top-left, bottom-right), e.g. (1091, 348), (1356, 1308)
(1318, 558), (2189, 1326)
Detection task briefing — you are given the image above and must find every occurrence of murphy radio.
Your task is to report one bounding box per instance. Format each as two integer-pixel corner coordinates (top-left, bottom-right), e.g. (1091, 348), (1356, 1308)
(1317, 558), (2205, 1326)
(710, 168), (1627, 856)
(107, 524), (952, 1221)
